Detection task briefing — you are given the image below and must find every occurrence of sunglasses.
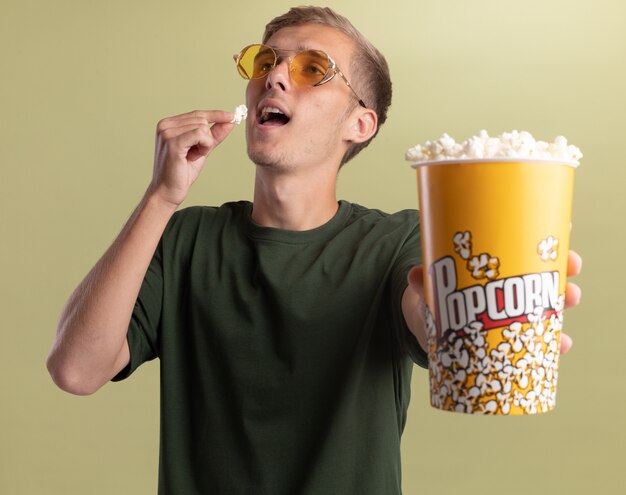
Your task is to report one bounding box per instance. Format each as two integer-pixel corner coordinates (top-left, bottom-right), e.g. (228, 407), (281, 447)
(233, 44), (366, 108)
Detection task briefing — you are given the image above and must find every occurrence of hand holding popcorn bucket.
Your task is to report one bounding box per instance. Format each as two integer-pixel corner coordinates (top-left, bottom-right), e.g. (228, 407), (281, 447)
(407, 131), (581, 415)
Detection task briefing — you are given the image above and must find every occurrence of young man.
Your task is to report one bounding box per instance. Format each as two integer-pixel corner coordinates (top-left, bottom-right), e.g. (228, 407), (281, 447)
(47, 6), (581, 494)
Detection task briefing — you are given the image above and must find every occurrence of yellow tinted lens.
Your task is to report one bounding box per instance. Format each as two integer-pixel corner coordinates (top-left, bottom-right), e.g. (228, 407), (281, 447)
(237, 45), (276, 79)
(290, 50), (330, 85)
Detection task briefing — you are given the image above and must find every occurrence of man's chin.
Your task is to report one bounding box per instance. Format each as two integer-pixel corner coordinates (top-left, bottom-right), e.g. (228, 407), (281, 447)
(247, 149), (282, 170)
(247, 144), (287, 167)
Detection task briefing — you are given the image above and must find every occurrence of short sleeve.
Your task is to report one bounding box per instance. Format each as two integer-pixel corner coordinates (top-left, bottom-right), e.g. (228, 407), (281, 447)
(390, 211), (428, 369)
(111, 241), (163, 381)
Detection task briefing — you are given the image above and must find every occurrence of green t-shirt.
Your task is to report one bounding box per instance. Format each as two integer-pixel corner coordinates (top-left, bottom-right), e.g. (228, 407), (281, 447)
(114, 200), (427, 494)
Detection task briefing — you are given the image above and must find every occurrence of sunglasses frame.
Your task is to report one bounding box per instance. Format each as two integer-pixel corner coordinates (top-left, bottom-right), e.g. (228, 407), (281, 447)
(234, 44), (366, 108)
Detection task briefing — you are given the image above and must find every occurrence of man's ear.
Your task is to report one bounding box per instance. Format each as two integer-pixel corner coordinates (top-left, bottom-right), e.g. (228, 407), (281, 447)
(344, 108), (378, 144)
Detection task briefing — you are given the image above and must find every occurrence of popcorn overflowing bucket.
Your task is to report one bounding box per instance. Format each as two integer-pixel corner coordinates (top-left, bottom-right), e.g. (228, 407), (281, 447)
(407, 132), (580, 414)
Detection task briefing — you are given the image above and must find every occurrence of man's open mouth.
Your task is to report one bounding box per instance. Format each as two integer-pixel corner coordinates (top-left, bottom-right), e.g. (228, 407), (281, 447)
(258, 106), (291, 126)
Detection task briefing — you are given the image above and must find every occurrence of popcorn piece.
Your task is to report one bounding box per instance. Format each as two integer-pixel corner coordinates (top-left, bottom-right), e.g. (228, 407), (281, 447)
(453, 231), (472, 260)
(537, 235), (559, 261)
(467, 253), (500, 280)
(405, 130), (582, 165)
(230, 104), (248, 125)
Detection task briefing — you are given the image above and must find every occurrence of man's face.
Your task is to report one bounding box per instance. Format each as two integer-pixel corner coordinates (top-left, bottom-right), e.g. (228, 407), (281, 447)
(245, 24), (361, 172)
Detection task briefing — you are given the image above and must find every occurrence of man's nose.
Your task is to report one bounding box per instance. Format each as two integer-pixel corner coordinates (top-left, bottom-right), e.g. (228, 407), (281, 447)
(265, 57), (292, 91)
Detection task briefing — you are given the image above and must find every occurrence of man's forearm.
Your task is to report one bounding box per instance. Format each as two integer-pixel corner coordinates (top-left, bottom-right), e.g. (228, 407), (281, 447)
(46, 191), (176, 395)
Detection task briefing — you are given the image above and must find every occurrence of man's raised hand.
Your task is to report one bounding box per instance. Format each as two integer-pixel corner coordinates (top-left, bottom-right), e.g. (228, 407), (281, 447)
(149, 110), (236, 207)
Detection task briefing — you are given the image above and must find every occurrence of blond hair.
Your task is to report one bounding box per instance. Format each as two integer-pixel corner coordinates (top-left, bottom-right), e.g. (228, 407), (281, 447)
(263, 6), (392, 165)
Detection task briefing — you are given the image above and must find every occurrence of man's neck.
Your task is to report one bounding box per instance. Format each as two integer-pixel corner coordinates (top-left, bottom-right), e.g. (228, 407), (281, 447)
(251, 166), (339, 231)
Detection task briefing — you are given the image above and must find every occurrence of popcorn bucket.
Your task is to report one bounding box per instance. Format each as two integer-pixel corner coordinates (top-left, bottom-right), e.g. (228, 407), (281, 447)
(415, 159), (576, 415)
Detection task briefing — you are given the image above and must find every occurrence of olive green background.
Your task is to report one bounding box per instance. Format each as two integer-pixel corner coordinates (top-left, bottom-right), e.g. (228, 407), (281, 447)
(1, 0), (624, 493)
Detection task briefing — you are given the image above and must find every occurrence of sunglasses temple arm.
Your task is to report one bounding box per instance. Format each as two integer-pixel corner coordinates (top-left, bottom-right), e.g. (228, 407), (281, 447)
(337, 70), (366, 108)
(353, 92), (367, 109)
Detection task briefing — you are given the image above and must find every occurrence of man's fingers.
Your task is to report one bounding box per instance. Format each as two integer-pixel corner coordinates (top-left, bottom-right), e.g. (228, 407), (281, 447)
(564, 281), (582, 309)
(160, 123), (211, 141)
(560, 332), (573, 354)
(166, 109), (235, 121)
(156, 110), (238, 161)
(165, 121), (236, 160)
(209, 121), (236, 145)
(560, 251), (581, 355)
(157, 117), (213, 133)
(189, 110), (235, 123)
(172, 127), (220, 159)
(567, 249), (582, 276)
(565, 250), (582, 306)
(157, 110), (236, 131)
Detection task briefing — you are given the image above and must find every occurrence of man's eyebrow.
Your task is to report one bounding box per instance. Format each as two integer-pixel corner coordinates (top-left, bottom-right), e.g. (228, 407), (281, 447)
(267, 43), (313, 53)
